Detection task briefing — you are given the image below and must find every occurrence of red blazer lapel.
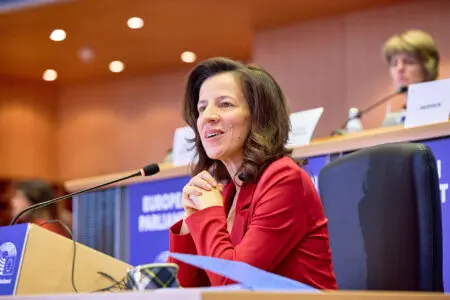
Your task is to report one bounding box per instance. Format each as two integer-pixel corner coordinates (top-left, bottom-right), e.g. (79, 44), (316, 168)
(230, 182), (256, 245)
(221, 182), (235, 214)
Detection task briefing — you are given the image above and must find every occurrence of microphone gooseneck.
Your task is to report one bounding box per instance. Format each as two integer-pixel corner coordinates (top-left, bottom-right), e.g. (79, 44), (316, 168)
(10, 163), (160, 226)
(332, 86), (408, 136)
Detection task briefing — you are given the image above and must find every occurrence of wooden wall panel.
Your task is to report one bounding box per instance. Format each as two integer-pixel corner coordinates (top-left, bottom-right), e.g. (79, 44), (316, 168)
(252, 0), (450, 138)
(56, 72), (188, 180)
(0, 77), (58, 180)
(2, 0), (449, 181)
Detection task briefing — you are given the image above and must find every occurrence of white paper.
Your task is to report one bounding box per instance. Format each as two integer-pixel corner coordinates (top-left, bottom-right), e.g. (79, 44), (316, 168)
(404, 78), (450, 128)
(172, 126), (196, 166)
(287, 107), (324, 147)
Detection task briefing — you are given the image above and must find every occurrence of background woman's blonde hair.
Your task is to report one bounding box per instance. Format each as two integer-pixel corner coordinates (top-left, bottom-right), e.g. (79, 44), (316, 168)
(382, 29), (440, 81)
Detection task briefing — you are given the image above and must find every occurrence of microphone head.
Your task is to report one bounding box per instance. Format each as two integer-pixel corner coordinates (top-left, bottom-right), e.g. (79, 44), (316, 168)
(398, 86), (408, 94)
(140, 164), (160, 176)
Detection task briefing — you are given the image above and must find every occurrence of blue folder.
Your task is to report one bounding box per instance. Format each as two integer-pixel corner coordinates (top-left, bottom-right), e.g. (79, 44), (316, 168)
(168, 252), (319, 292)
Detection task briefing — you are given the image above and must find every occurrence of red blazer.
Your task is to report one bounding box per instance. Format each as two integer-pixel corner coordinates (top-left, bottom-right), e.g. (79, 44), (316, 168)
(168, 156), (338, 290)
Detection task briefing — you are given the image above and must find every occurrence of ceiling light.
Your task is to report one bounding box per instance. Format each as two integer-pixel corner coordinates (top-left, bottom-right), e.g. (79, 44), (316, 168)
(43, 69), (57, 81)
(181, 51), (196, 63)
(127, 17), (144, 29)
(109, 60), (124, 73)
(49, 29), (66, 41)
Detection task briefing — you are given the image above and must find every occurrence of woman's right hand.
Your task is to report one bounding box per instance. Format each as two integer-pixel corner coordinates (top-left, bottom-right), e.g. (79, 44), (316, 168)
(179, 171), (224, 234)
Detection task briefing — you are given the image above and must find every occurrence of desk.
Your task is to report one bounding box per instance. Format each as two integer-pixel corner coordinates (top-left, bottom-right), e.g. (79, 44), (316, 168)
(65, 122), (450, 292)
(2, 290), (450, 300)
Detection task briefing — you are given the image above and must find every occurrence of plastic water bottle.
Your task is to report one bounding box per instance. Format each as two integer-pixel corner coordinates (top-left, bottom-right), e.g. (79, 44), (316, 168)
(346, 107), (363, 133)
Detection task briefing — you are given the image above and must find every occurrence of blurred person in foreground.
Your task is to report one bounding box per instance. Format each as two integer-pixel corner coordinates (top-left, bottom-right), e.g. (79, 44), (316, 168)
(10, 179), (69, 237)
(381, 29), (440, 126)
(167, 57), (337, 290)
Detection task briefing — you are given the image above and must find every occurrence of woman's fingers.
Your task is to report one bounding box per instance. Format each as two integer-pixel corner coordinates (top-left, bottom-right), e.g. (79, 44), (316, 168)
(182, 195), (198, 217)
(182, 196), (197, 209)
(198, 171), (217, 188)
(182, 171), (220, 213)
(183, 185), (203, 198)
(189, 177), (214, 191)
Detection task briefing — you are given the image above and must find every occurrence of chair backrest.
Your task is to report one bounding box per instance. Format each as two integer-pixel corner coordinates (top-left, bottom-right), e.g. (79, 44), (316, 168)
(318, 142), (443, 291)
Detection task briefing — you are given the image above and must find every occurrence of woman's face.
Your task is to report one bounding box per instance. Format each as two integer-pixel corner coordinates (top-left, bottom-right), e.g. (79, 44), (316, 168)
(196, 72), (251, 165)
(389, 52), (425, 89)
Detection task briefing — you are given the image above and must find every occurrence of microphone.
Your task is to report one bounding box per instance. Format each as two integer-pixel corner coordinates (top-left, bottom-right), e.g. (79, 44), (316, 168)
(10, 163), (160, 226)
(332, 86), (408, 136)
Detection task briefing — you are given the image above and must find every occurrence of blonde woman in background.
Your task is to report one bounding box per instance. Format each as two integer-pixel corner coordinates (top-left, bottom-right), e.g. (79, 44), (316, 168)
(383, 29), (440, 90)
(381, 29), (440, 126)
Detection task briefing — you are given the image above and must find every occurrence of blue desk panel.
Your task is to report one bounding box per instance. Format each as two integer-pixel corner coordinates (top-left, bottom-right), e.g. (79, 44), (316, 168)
(127, 138), (449, 291)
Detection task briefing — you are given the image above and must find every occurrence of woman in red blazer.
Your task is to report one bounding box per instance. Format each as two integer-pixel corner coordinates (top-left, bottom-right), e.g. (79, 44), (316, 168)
(168, 57), (337, 290)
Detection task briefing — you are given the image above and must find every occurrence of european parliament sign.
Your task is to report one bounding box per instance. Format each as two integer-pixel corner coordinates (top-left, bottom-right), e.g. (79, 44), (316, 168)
(128, 176), (189, 266)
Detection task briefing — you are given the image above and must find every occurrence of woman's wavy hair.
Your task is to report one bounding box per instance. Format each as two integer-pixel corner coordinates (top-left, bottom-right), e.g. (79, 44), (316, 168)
(183, 57), (293, 183)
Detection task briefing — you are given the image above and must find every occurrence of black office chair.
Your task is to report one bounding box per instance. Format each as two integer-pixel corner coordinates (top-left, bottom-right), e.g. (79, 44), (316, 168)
(318, 142), (443, 291)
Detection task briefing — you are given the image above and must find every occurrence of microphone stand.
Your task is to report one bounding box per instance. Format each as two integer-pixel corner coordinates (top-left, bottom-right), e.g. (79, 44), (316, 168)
(10, 164), (160, 225)
(331, 86), (408, 136)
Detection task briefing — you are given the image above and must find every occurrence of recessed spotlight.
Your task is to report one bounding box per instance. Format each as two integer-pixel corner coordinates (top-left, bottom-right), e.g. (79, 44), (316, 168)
(181, 51), (196, 63)
(109, 60), (124, 73)
(43, 69), (57, 81)
(50, 29), (66, 41)
(127, 17), (144, 29)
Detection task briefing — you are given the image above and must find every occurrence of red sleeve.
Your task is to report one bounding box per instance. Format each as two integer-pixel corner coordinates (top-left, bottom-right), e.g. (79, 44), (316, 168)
(167, 219), (210, 287)
(185, 164), (310, 286)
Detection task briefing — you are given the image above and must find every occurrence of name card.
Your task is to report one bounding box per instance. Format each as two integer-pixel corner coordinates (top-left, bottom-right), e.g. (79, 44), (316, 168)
(172, 126), (196, 166)
(405, 78), (450, 128)
(287, 107), (324, 147)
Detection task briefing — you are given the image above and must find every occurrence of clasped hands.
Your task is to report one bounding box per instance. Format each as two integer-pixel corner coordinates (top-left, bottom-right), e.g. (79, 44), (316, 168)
(182, 171), (224, 217)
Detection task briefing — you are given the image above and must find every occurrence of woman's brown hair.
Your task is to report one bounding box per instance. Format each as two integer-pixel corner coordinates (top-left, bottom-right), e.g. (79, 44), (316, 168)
(183, 57), (293, 183)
